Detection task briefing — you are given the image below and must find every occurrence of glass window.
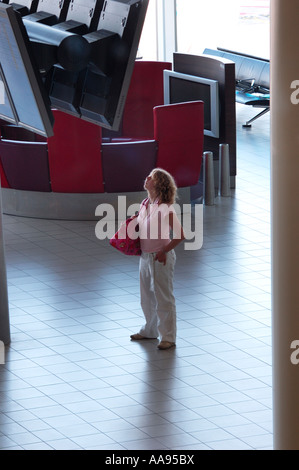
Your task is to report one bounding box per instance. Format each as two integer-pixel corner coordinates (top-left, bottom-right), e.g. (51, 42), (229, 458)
(137, 0), (158, 60)
(176, 0), (270, 59)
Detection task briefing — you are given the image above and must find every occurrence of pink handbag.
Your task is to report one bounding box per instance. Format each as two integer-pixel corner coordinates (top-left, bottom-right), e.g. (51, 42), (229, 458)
(109, 215), (141, 256)
(109, 198), (149, 256)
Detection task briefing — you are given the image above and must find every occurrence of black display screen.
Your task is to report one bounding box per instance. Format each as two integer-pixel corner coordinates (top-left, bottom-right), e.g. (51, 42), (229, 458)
(169, 76), (212, 131)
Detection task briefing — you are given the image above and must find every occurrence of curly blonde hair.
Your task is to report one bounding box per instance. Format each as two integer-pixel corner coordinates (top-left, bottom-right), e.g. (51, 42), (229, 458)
(150, 168), (177, 205)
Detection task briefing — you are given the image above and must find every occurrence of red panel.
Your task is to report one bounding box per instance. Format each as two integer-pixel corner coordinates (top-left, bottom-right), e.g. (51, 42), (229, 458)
(102, 140), (157, 192)
(48, 110), (104, 193)
(154, 101), (204, 188)
(0, 129), (10, 188)
(0, 141), (50, 191)
(122, 61), (172, 139)
(0, 157), (10, 188)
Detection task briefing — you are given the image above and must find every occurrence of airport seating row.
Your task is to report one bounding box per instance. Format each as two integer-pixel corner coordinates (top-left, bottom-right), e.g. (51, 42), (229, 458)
(203, 48), (270, 127)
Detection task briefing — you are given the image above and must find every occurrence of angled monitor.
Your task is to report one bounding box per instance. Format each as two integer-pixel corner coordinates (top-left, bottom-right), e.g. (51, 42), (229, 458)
(164, 69), (220, 139)
(0, 4), (54, 136)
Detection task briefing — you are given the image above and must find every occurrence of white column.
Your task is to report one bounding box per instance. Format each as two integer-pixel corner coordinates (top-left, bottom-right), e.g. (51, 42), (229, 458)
(0, 179), (10, 345)
(271, 0), (299, 450)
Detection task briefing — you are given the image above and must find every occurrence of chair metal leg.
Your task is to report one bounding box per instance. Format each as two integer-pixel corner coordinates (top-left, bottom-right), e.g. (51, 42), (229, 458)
(242, 107), (270, 127)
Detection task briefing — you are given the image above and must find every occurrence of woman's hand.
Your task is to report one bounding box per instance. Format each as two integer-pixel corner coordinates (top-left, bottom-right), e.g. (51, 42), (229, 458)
(155, 250), (167, 265)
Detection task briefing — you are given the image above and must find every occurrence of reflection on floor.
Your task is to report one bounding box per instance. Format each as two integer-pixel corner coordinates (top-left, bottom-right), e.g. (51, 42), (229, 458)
(0, 104), (272, 450)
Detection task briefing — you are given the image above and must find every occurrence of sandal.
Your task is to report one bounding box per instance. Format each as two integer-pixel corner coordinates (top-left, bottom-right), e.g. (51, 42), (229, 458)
(130, 334), (157, 340)
(157, 341), (175, 350)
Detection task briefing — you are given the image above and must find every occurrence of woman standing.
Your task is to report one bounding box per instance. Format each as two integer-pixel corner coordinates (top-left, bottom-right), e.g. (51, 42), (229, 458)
(130, 168), (185, 350)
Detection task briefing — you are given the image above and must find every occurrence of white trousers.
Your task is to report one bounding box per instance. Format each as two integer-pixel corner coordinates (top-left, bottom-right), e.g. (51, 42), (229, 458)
(138, 250), (177, 343)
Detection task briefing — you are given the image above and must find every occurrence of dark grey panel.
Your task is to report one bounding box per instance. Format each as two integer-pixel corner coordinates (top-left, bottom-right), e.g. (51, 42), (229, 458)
(0, 4), (54, 136)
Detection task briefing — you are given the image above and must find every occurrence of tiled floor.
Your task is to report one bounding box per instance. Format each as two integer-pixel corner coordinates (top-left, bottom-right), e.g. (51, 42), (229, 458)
(0, 104), (272, 450)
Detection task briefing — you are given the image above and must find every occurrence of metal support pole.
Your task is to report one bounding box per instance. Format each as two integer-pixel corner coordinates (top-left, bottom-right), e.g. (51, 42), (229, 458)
(203, 151), (215, 206)
(219, 143), (231, 197)
(0, 179), (10, 345)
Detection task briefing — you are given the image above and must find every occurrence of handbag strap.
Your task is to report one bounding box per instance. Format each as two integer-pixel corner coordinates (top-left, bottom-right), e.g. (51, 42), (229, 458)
(141, 197), (150, 208)
(138, 197), (150, 215)
(131, 198), (149, 220)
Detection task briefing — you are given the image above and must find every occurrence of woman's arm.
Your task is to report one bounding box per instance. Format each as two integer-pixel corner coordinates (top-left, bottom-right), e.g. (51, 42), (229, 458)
(155, 211), (185, 265)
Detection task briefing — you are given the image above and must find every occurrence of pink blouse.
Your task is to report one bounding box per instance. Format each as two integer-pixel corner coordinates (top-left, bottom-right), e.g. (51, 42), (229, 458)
(137, 199), (181, 253)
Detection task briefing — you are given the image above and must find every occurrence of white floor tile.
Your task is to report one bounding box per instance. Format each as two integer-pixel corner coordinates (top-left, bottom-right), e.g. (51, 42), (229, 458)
(0, 105), (272, 450)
